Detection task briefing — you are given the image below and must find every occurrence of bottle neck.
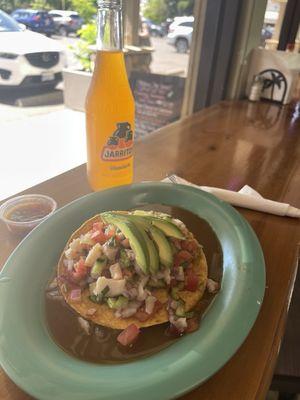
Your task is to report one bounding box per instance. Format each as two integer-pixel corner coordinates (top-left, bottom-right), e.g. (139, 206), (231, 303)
(97, 0), (123, 51)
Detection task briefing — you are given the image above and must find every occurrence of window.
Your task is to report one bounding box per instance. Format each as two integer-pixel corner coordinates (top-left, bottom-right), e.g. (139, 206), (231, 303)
(179, 22), (193, 27)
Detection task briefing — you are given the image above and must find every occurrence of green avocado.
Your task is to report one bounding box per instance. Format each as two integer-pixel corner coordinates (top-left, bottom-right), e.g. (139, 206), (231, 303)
(132, 210), (184, 239)
(106, 212), (159, 274)
(151, 219), (184, 239)
(149, 225), (173, 268)
(101, 214), (149, 274)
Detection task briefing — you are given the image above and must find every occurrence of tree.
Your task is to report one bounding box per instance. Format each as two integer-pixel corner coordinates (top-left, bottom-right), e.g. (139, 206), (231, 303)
(143, 0), (167, 24)
(71, 0), (96, 22)
(143, 0), (194, 22)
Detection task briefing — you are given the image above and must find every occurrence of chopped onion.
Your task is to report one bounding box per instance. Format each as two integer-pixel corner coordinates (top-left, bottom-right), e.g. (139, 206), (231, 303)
(80, 232), (95, 246)
(176, 266), (185, 282)
(70, 289), (81, 302)
(155, 271), (165, 279)
(78, 317), (90, 335)
(125, 249), (135, 261)
(137, 276), (149, 301)
(163, 268), (171, 284)
(65, 238), (81, 259)
(145, 296), (157, 314)
(170, 300), (178, 310)
(170, 316), (187, 332)
(109, 263), (123, 280)
(206, 278), (220, 294)
(120, 301), (141, 318)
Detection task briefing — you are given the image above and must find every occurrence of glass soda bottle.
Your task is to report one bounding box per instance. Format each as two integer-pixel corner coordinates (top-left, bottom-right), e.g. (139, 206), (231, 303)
(85, 0), (135, 191)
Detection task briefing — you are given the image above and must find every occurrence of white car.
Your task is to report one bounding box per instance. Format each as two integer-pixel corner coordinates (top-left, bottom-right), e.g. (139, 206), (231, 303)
(0, 10), (67, 88)
(167, 16), (194, 53)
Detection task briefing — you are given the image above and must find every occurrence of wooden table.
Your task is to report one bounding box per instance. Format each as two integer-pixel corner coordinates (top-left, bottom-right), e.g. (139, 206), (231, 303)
(1, 100), (300, 400)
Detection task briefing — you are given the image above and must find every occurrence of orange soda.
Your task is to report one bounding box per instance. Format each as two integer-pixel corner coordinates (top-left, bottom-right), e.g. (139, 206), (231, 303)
(85, 0), (135, 191)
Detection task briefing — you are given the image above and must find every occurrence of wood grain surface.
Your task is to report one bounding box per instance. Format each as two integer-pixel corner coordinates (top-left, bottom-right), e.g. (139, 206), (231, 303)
(0, 100), (299, 400)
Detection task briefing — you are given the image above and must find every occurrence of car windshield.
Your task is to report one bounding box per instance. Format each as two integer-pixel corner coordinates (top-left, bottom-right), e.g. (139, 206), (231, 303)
(0, 10), (22, 32)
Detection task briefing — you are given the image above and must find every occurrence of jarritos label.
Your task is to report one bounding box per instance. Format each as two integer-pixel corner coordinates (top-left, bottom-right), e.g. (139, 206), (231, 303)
(101, 122), (133, 162)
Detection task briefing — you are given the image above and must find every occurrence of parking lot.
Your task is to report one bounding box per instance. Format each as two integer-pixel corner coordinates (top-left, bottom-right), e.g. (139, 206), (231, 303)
(0, 35), (189, 115)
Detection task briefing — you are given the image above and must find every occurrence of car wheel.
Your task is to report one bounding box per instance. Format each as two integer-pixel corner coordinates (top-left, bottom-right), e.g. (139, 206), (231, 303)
(175, 38), (188, 53)
(59, 26), (68, 36)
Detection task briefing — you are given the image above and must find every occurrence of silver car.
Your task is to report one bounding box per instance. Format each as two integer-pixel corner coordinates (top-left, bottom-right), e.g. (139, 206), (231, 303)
(167, 16), (194, 53)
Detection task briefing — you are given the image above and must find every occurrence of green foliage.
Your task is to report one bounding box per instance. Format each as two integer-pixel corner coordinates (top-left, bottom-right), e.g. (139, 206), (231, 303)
(70, 22), (96, 72)
(71, 0), (96, 22)
(30, 0), (51, 10)
(78, 21), (96, 43)
(143, 0), (194, 22)
(0, 0), (26, 13)
(143, 0), (167, 24)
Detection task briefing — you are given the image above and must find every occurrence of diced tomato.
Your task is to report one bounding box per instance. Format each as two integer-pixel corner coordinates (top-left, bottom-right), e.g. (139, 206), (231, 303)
(115, 233), (124, 242)
(72, 258), (87, 281)
(134, 310), (149, 322)
(185, 272), (199, 291)
(171, 238), (182, 250)
(92, 222), (103, 232)
(91, 230), (107, 244)
(186, 317), (200, 333)
(181, 239), (198, 253)
(174, 250), (193, 267)
(117, 324), (140, 346)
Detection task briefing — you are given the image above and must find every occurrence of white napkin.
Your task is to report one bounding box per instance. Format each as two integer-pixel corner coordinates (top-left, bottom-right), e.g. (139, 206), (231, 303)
(162, 175), (300, 218)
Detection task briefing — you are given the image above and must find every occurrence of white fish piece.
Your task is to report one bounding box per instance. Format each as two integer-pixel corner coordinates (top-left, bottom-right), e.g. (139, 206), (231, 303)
(103, 243), (118, 261)
(85, 243), (102, 267)
(109, 263), (123, 280)
(94, 276), (126, 297)
(145, 295), (157, 314)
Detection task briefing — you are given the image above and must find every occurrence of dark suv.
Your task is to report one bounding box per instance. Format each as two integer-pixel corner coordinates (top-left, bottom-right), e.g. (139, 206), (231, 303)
(11, 9), (55, 36)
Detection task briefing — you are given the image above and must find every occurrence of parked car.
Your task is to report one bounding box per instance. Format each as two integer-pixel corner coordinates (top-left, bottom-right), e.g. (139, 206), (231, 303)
(167, 16), (194, 53)
(0, 10), (66, 89)
(48, 10), (83, 36)
(11, 9), (55, 36)
(149, 22), (165, 37)
(141, 18), (165, 38)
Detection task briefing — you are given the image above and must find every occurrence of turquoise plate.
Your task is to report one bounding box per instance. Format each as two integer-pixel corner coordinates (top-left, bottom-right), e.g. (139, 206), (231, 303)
(0, 183), (265, 400)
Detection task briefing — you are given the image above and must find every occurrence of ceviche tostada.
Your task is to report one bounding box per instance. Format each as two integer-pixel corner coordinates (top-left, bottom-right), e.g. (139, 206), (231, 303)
(48, 210), (220, 353)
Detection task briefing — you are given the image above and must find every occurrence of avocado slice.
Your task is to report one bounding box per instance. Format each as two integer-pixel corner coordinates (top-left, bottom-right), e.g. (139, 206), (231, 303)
(132, 210), (184, 239)
(102, 214), (149, 274)
(151, 219), (184, 239)
(106, 212), (159, 274)
(149, 225), (173, 268)
(137, 226), (159, 274)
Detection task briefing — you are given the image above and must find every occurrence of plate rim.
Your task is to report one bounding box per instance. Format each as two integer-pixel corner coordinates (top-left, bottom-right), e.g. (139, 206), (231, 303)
(0, 182), (265, 400)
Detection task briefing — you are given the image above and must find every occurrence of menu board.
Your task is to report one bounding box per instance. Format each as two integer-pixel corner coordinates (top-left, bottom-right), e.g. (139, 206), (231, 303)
(130, 72), (185, 138)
